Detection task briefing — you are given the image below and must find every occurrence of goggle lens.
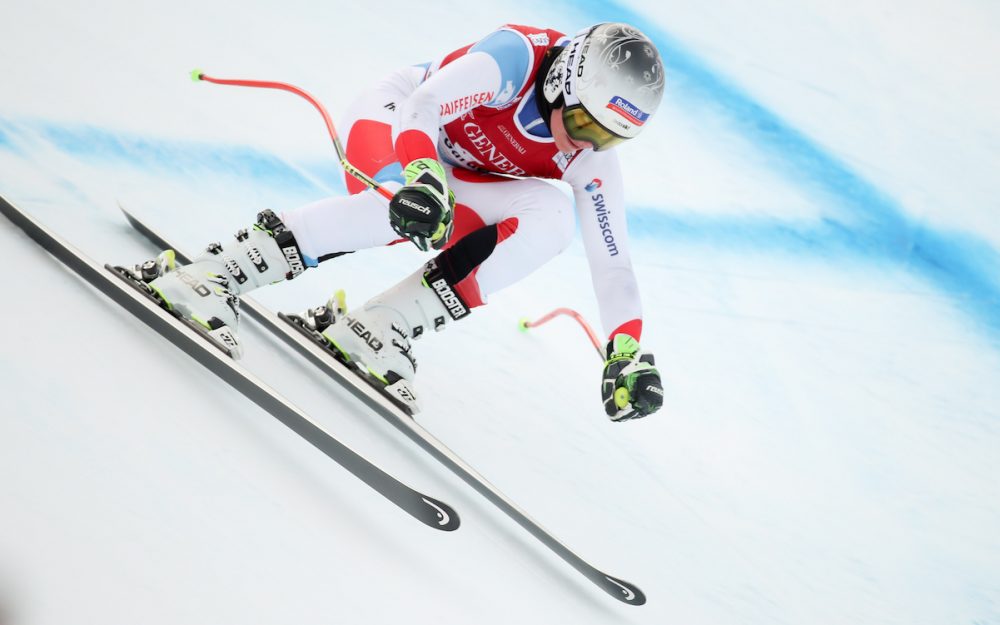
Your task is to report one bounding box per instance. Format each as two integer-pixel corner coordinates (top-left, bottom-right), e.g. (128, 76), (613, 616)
(562, 105), (628, 151)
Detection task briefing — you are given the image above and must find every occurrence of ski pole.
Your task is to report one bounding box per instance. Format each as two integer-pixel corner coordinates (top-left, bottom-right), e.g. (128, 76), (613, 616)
(189, 69), (394, 202)
(518, 307), (604, 360)
(520, 308), (640, 416)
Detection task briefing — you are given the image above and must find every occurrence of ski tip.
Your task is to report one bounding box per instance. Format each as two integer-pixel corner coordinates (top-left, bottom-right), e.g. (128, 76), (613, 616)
(190, 68), (205, 82)
(419, 495), (461, 532)
(116, 202), (142, 229)
(601, 574), (647, 606)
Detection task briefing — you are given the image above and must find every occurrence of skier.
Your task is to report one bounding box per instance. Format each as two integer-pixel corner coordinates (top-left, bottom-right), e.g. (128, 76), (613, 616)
(131, 22), (665, 421)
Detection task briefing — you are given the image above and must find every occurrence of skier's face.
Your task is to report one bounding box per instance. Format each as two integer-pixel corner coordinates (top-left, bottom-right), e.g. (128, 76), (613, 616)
(550, 107), (593, 153)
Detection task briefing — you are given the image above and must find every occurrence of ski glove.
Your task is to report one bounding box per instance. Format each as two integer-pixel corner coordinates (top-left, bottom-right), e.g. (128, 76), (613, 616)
(388, 158), (455, 252)
(602, 334), (663, 421)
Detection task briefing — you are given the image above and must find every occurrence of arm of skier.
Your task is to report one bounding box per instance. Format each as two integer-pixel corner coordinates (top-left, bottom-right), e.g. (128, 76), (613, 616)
(387, 30), (531, 250)
(564, 150), (664, 421)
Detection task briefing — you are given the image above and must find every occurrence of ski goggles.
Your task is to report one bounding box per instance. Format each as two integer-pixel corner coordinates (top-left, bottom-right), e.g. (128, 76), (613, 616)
(562, 104), (628, 152)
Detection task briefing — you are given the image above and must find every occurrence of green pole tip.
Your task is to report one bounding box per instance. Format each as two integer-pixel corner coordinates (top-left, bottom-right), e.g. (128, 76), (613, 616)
(190, 68), (204, 82)
(518, 317), (531, 332)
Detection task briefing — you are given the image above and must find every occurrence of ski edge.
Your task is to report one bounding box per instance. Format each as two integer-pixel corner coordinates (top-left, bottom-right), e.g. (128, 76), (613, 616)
(120, 204), (645, 604)
(0, 195), (459, 532)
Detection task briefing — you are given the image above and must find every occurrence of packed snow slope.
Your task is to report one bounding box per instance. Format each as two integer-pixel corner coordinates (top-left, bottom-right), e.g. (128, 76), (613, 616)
(1, 1), (998, 624)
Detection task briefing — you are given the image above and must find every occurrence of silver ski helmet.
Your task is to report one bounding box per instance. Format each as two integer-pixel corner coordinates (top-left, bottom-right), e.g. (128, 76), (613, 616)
(542, 23), (665, 151)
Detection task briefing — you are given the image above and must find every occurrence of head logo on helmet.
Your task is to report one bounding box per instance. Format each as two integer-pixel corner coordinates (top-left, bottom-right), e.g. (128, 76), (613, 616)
(541, 23), (665, 151)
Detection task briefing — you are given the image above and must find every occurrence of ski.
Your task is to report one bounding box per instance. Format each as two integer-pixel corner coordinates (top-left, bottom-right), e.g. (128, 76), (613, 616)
(0, 195), (459, 532)
(121, 206), (647, 605)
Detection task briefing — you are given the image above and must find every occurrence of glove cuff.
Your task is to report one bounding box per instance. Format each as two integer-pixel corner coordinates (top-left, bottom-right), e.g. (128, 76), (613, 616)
(606, 333), (640, 361)
(403, 158), (448, 190)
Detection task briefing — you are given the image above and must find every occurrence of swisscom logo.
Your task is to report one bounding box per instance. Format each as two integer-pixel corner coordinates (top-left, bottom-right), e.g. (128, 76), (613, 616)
(606, 96), (649, 126)
(585, 178), (603, 192)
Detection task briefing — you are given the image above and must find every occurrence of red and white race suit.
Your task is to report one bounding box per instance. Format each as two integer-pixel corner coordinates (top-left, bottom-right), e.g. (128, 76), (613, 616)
(283, 24), (643, 340)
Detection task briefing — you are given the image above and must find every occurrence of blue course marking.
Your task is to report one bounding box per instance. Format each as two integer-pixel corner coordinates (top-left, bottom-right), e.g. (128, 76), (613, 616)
(296, 157), (349, 194)
(0, 120), (22, 155)
(560, 1), (1000, 338)
(626, 207), (1000, 337)
(35, 121), (323, 196)
(627, 209), (867, 258)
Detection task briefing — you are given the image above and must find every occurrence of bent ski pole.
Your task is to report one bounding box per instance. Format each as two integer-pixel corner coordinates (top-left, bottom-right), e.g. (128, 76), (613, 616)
(520, 310), (644, 420)
(189, 69), (394, 202)
(518, 307), (604, 360)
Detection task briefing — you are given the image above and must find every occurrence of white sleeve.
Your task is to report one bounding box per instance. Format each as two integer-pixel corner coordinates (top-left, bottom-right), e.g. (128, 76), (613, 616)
(395, 52), (503, 144)
(562, 149), (643, 339)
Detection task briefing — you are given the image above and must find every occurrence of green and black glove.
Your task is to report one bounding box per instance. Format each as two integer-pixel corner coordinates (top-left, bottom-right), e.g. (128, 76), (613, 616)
(601, 334), (663, 421)
(388, 158), (455, 251)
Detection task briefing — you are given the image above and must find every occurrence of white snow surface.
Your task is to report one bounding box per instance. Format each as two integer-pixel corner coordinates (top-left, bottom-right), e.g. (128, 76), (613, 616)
(2, 1), (999, 624)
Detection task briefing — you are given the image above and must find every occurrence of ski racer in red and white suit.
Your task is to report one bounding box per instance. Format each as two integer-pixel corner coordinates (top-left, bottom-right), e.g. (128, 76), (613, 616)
(140, 23), (665, 420)
(290, 25), (641, 332)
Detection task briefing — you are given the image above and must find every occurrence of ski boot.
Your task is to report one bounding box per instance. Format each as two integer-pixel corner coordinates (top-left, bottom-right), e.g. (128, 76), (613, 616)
(319, 258), (471, 412)
(128, 209), (307, 358)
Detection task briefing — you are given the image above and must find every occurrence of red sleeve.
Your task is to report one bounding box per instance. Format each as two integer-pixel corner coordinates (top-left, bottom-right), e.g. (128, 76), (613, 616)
(610, 319), (643, 342)
(394, 129), (438, 167)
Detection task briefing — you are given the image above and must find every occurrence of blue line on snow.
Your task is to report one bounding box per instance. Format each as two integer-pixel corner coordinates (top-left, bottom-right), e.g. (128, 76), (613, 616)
(0, 120), (19, 154)
(3, 10), (999, 338)
(34, 122), (325, 196)
(560, 2), (1000, 336)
